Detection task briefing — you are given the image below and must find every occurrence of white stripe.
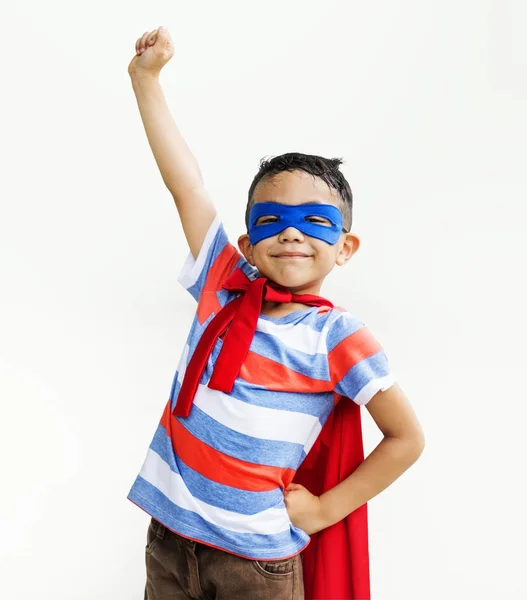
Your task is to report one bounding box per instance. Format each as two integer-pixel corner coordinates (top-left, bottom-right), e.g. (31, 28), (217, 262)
(354, 375), (395, 405)
(303, 425), (323, 457)
(193, 384), (322, 450)
(140, 448), (291, 535)
(177, 216), (221, 290)
(256, 319), (329, 355)
(176, 344), (190, 386)
(332, 310), (363, 332)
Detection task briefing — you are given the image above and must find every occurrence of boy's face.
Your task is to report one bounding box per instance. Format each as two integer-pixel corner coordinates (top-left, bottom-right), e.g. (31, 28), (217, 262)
(238, 170), (360, 295)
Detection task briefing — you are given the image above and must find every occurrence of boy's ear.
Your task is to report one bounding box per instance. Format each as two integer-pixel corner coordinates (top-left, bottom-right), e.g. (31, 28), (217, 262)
(336, 232), (360, 266)
(237, 234), (255, 265)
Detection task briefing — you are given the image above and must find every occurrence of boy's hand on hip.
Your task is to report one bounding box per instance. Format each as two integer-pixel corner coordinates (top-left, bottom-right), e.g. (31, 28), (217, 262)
(128, 26), (174, 79)
(284, 483), (328, 535)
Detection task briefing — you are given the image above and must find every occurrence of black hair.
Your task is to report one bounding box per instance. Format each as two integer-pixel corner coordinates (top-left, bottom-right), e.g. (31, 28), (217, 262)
(245, 152), (353, 232)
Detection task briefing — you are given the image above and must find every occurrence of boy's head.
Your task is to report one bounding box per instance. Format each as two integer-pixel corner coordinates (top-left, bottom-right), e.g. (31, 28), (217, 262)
(245, 153), (354, 232)
(238, 152), (360, 295)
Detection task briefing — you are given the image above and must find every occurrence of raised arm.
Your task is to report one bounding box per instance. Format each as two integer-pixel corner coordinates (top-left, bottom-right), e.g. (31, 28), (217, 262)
(128, 27), (216, 259)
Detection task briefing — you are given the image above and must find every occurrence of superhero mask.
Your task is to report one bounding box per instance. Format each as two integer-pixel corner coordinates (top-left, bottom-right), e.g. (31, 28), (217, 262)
(248, 202), (346, 246)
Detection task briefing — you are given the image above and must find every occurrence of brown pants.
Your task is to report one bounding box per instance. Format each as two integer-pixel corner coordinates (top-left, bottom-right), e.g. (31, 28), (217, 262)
(144, 518), (304, 600)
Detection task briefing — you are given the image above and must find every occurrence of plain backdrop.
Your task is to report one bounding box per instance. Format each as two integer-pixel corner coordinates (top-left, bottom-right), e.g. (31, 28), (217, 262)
(1, 1), (526, 598)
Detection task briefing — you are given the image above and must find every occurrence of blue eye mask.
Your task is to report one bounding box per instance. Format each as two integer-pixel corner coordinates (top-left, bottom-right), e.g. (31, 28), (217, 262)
(248, 202), (345, 245)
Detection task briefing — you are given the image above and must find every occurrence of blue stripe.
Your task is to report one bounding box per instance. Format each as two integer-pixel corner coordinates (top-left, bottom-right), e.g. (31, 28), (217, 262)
(229, 379), (335, 421)
(216, 288), (234, 308)
(178, 406), (306, 469)
(128, 477), (309, 559)
(258, 308), (332, 331)
(335, 350), (391, 399)
(250, 331), (330, 380)
(240, 260), (258, 280)
(150, 425), (284, 514)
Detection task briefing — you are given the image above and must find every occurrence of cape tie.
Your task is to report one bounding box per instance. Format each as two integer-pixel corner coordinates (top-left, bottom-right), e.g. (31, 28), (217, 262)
(173, 268), (333, 417)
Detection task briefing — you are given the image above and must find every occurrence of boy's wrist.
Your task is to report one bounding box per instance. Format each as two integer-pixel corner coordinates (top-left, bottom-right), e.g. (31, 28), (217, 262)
(318, 492), (347, 530)
(129, 68), (160, 85)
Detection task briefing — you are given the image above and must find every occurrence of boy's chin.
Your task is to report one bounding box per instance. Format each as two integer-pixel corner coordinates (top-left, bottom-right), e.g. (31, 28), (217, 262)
(267, 273), (318, 293)
(255, 264), (321, 292)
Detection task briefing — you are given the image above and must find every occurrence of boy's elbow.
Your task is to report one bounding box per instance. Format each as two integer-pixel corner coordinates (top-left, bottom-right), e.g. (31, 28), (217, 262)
(396, 427), (425, 463)
(415, 433), (426, 458)
(406, 414), (426, 457)
(408, 429), (426, 461)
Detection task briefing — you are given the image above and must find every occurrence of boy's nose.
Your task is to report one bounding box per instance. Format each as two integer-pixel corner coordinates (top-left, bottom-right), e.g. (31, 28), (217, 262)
(278, 226), (304, 243)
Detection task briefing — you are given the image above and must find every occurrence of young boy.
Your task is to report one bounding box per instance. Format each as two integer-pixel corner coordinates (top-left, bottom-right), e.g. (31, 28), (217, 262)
(127, 26), (425, 600)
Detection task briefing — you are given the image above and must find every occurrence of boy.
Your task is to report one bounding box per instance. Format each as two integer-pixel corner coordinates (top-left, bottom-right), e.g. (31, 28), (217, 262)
(127, 26), (425, 600)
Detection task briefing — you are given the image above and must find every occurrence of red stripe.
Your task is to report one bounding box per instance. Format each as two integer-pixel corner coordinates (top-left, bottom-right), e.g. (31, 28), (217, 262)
(329, 327), (382, 385)
(239, 351), (333, 393)
(197, 244), (240, 324)
(160, 402), (295, 492)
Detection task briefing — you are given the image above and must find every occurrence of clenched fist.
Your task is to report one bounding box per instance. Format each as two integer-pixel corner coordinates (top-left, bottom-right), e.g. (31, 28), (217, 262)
(284, 483), (329, 535)
(128, 26), (174, 78)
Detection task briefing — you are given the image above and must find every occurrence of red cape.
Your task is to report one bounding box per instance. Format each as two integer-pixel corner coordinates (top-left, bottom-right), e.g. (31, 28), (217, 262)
(293, 398), (370, 600)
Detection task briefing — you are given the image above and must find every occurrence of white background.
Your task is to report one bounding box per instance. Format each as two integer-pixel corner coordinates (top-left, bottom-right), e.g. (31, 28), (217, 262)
(1, 1), (526, 598)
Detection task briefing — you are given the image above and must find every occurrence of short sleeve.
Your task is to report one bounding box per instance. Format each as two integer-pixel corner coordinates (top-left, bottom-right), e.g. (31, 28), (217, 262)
(177, 216), (255, 322)
(327, 311), (395, 405)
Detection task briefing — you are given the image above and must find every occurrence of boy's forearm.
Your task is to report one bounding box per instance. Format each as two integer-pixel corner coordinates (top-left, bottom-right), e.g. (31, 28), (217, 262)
(319, 435), (424, 529)
(130, 72), (203, 196)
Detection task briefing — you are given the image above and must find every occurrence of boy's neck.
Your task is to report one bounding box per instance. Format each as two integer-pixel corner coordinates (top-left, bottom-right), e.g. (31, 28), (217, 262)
(260, 279), (327, 318)
(260, 300), (315, 318)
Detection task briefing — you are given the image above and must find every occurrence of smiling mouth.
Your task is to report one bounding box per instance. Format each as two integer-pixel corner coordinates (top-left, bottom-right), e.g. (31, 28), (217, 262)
(273, 253), (312, 259)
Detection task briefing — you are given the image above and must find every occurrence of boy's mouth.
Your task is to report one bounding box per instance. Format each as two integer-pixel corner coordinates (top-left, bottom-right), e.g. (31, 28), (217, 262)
(272, 252), (312, 259)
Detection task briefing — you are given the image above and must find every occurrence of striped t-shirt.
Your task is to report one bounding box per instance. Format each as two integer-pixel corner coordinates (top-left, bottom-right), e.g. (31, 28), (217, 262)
(128, 216), (395, 560)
